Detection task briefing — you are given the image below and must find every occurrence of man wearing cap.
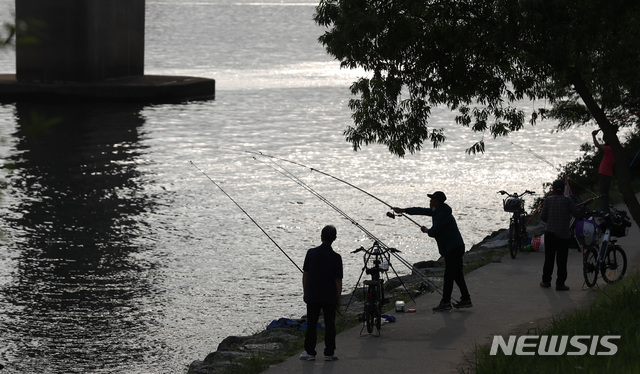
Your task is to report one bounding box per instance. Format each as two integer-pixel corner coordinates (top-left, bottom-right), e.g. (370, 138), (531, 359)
(393, 191), (471, 311)
(540, 179), (580, 291)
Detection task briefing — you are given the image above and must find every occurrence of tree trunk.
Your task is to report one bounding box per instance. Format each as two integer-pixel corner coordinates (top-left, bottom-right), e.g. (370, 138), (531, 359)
(570, 71), (640, 230)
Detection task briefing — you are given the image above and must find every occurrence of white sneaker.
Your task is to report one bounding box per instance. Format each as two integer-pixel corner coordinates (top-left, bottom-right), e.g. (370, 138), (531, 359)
(299, 352), (315, 361)
(324, 355), (339, 361)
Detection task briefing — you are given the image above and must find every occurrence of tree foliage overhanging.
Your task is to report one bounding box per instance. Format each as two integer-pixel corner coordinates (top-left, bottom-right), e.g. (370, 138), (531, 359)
(314, 0), (640, 226)
(1, 16), (15, 47)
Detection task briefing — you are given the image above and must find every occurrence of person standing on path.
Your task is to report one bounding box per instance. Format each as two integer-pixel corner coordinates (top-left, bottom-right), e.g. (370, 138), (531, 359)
(540, 179), (580, 291)
(299, 225), (343, 362)
(592, 129), (615, 214)
(393, 191), (472, 312)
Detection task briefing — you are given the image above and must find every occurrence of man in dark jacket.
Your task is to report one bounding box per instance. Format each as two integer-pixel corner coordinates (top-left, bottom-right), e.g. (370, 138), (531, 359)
(540, 179), (580, 291)
(394, 191), (471, 311)
(299, 225), (343, 362)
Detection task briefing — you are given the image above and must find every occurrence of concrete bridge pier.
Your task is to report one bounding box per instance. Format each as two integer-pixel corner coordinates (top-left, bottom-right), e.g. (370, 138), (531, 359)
(0, 0), (215, 103)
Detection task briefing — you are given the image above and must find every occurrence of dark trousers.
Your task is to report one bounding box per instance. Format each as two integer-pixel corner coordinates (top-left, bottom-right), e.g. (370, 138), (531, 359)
(542, 231), (570, 286)
(598, 174), (612, 214)
(304, 302), (337, 356)
(442, 245), (470, 303)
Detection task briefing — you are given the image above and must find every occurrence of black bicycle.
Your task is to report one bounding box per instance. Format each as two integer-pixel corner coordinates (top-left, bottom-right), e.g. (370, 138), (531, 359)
(577, 206), (631, 287)
(352, 242), (399, 335)
(498, 190), (535, 259)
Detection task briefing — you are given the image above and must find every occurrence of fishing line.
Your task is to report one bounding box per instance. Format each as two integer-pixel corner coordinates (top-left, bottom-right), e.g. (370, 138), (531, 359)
(189, 160), (303, 273)
(254, 156), (381, 242)
(508, 141), (599, 198)
(253, 156), (450, 300)
(246, 149), (424, 228)
(509, 141), (562, 173)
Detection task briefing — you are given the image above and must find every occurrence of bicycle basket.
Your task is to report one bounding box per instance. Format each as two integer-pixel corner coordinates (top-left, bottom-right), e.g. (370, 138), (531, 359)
(610, 213), (631, 237)
(503, 197), (523, 212)
(574, 219), (600, 246)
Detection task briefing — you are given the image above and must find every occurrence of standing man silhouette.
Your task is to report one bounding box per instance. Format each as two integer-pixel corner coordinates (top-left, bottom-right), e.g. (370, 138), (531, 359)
(300, 225), (343, 361)
(540, 179), (580, 291)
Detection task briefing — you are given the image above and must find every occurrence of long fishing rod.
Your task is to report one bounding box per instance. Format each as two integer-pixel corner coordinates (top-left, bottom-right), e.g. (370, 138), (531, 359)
(508, 141), (599, 198)
(189, 160), (303, 273)
(246, 149), (424, 228)
(253, 156), (451, 301)
(509, 141), (562, 173)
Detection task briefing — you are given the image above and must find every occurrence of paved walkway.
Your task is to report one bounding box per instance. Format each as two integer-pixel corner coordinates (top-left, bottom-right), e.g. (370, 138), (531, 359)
(262, 203), (639, 374)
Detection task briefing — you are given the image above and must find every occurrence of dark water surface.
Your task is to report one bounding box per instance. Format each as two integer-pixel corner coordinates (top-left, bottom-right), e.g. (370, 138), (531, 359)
(1, 103), (166, 372)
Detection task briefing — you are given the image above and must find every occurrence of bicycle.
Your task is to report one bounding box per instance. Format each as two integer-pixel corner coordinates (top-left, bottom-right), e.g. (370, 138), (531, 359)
(498, 190), (535, 259)
(351, 242), (399, 335)
(575, 201), (631, 287)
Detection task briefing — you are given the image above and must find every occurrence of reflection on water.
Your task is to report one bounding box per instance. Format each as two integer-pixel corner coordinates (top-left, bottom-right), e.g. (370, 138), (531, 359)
(0, 103), (162, 373)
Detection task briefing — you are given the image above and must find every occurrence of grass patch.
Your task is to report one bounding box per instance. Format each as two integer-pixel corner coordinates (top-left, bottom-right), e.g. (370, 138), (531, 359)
(463, 269), (640, 374)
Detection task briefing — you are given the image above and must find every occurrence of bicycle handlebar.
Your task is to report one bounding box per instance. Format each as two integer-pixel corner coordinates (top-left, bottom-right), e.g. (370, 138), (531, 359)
(351, 244), (401, 255)
(587, 206), (630, 219)
(498, 190), (535, 198)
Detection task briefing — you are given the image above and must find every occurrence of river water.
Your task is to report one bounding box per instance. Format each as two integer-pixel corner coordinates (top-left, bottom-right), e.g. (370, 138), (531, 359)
(0, 1), (591, 373)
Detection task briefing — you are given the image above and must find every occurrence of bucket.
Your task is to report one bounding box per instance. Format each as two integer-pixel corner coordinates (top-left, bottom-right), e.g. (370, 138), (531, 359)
(531, 236), (541, 251)
(395, 301), (405, 312)
(531, 235), (545, 252)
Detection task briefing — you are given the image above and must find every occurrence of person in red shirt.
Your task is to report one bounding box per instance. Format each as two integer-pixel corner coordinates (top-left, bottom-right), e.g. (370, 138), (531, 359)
(592, 129), (615, 213)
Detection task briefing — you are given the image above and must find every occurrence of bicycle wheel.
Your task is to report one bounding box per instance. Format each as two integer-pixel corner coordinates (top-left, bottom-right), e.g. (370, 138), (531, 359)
(365, 286), (375, 333)
(601, 245), (627, 284)
(583, 248), (598, 287)
(509, 220), (520, 259)
(519, 216), (528, 252)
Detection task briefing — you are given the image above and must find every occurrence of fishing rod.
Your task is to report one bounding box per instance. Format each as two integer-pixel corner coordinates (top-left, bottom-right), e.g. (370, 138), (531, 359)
(509, 141), (562, 173)
(252, 156), (452, 301)
(189, 160), (303, 273)
(508, 141), (599, 198)
(251, 156), (418, 309)
(246, 149), (424, 228)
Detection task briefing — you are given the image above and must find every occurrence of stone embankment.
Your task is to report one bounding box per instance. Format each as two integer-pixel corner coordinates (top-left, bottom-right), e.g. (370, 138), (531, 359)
(187, 223), (545, 374)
